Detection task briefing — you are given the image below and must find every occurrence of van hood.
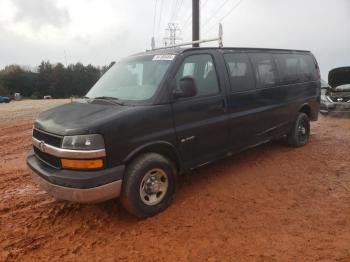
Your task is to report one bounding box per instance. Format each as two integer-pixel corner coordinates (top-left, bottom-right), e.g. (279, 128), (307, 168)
(328, 67), (350, 88)
(34, 101), (133, 136)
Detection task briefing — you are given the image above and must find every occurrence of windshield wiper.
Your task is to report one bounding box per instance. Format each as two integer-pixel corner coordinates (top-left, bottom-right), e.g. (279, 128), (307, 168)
(93, 96), (124, 105)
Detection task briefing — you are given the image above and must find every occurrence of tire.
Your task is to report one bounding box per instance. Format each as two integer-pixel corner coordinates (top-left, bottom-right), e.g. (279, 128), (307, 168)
(120, 153), (177, 218)
(287, 112), (310, 147)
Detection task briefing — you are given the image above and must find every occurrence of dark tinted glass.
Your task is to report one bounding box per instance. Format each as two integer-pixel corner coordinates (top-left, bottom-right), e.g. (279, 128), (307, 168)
(224, 53), (255, 92)
(274, 53), (317, 84)
(249, 53), (278, 88)
(175, 54), (219, 97)
(274, 54), (299, 84)
(297, 54), (317, 82)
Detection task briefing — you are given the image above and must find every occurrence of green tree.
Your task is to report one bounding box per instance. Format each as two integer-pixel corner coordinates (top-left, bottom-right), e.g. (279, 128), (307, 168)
(0, 61), (104, 99)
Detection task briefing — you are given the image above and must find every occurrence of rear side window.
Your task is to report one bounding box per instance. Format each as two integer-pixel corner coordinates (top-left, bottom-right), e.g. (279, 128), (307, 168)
(249, 53), (278, 88)
(224, 53), (255, 92)
(274, 53), (317, 84)
(298, 54), (317, 82)
(274, 54), (299, 84)
(175, 54), (220, 97)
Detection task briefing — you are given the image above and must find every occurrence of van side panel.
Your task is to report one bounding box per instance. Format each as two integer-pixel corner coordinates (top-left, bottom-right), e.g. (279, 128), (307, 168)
(222, 50), (319, 152)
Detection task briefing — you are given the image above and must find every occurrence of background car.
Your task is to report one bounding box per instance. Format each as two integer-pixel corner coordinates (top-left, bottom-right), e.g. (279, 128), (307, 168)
(0, 96), (11, 103)
(321, 79), (331, 90)
(320, 67), (350, 115)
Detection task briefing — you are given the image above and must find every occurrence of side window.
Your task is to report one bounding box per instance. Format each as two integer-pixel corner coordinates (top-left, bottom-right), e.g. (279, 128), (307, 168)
(274, 54), (300, 84)
(249, 53), (278, 88)
(274, 53), (317, 84)
(223, 53), (255, 92)
(175, 54), (220, 97)
(298, 54), (317, 82)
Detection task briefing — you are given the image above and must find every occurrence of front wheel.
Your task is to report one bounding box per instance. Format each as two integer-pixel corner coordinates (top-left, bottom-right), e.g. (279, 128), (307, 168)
(287, 112), (310, 147)
(120, 153), (177, 218)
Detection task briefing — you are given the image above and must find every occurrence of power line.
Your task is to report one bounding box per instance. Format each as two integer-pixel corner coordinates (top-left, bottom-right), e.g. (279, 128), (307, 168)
(152, 0), (158, 37)
(173, 0), (184, 22)
(202, 0), (210, 9)
(182, 14), (192, 31)
(204, 0), (245, 36)
(202, 0), (230, 28)
(183, 0), (208, 28)
(182, 0), (209, 36)
(170, 0), (179, 21)
(218, 0), (245, 23)
(157, 0), (164, 42)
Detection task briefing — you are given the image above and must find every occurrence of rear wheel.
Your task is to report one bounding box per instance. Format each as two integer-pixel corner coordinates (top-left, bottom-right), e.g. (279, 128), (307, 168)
(120, 153), (177, 218)
(287, 112), (310, 147)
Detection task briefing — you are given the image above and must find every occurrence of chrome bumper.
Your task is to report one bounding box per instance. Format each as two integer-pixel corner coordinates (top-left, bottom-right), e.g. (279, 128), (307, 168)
(30, 170), (122, 203)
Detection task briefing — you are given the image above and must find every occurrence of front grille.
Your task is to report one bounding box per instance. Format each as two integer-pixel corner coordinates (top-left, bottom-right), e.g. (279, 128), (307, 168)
(33, 128), (63, 147)
(34, 147), (61, 169)
(330, 96), (350, 103)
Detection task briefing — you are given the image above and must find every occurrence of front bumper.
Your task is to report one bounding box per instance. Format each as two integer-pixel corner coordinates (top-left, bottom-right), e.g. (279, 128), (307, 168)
(27, 150), (125, 203)
(320, 101), (350, 115)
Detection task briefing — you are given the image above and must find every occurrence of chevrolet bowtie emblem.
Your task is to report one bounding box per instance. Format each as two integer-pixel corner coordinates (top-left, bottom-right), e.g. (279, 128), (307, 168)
(38, 140), (47, 152)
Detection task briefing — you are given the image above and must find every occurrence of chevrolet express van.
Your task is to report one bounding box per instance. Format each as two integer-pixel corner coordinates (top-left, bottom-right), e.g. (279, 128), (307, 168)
(27, 47), (320, 218)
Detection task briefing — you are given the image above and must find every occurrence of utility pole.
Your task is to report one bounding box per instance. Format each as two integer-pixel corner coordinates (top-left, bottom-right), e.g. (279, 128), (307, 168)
(164, 22), (182, 46)
(192, 0), (200, 47)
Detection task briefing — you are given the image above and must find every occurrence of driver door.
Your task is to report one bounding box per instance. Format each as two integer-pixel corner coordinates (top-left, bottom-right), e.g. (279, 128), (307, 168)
(171, 53), (230, 169)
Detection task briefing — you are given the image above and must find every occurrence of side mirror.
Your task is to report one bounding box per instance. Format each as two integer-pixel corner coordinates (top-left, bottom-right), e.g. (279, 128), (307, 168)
(173, 76), (197, 99)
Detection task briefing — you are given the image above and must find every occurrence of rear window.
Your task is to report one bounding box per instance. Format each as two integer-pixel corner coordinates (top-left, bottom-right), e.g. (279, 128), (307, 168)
(223, 53), (255, 92)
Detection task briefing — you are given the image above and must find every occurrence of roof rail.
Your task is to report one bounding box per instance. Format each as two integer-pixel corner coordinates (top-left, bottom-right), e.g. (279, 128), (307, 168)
(149, 23), (223, 51)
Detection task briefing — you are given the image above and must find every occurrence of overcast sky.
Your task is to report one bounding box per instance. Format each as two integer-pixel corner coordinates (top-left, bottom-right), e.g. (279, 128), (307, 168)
(0, 0), (349, 79)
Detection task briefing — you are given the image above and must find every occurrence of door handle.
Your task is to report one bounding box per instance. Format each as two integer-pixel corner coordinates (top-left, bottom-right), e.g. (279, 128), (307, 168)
(221, 100), (227, 113)
(212, 101), (226, 113)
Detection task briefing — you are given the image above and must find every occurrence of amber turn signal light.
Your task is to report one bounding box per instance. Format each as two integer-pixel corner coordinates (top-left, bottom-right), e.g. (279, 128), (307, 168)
(61, 159), (103, 169)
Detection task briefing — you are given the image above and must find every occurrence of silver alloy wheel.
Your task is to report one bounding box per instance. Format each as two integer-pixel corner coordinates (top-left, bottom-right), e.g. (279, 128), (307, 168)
(297, 118), (309, 143)
(139, 168), (169, 206)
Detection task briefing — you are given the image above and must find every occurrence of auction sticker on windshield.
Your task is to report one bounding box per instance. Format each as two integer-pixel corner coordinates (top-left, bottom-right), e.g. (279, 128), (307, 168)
(153, 55), (175, 61)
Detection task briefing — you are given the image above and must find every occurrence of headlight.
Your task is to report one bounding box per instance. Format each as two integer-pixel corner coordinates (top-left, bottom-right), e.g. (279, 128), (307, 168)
(321, 95), (332, 103)
(62, 134), (105, 150)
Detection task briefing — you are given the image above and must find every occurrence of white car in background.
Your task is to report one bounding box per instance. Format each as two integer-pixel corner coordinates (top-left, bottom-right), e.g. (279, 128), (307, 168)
(320, 67), (350, 115)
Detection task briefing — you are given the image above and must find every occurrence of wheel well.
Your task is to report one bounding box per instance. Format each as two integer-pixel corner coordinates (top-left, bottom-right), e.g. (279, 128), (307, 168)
(299, 104), (311, 118)
(125, 143), (181, 172)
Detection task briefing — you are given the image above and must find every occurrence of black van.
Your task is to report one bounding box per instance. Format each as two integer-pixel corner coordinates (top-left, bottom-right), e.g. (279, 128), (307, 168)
(27, 47), (320, 217)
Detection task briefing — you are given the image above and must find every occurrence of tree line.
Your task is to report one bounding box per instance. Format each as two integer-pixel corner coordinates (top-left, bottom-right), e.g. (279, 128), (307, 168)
(0, 61), (115, 98)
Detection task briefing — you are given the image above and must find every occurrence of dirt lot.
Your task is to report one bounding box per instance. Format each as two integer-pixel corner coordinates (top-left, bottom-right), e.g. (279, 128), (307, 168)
(1, 100), (350, 261)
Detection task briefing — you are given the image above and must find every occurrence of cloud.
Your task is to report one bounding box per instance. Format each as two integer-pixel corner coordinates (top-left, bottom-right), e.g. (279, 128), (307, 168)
(0, 0), (349, 80)
(12, 0), (70, 28)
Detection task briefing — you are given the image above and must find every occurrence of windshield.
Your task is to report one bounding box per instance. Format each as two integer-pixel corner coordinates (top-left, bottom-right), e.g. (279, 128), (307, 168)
(86, 55), (173, 101)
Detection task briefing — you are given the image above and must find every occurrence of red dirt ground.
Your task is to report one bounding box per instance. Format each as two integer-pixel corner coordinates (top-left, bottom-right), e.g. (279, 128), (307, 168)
(1, 101), (350, 261)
